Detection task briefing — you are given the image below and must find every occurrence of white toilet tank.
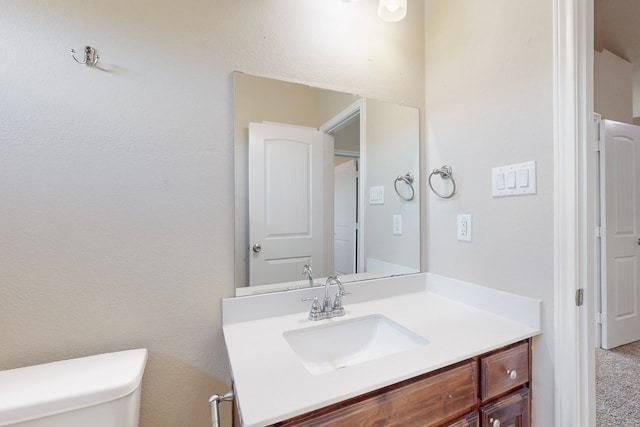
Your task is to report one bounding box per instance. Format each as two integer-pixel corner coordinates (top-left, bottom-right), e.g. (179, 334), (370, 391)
(0, 348), (148, 427)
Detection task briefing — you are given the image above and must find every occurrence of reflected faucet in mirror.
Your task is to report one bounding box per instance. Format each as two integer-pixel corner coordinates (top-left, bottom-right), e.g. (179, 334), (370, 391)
(302, 264), (314, 288)
(234, 72), (421, 296)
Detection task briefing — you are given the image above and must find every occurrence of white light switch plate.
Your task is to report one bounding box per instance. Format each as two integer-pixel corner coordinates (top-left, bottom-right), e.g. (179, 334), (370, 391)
(492, 161), (537, 197)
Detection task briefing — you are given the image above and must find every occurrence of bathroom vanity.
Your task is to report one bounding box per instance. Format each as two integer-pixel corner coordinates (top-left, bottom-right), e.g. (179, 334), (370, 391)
(222, 273), (541, 427)
(271, 340), (530, 426)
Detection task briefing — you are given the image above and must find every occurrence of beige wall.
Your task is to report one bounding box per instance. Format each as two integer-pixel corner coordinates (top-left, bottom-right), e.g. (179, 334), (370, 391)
(365, 99), (421, 271)
(424, 0), (555, 423)
(0, 1), (424, 427)
(594, 49), (633, 123)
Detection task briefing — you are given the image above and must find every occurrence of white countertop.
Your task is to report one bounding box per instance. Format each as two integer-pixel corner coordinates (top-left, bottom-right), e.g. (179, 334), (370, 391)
(222, 273), (541, 427)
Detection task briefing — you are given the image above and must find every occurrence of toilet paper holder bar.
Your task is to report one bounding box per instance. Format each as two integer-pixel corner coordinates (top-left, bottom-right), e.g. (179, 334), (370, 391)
(209, 390), (234, 427)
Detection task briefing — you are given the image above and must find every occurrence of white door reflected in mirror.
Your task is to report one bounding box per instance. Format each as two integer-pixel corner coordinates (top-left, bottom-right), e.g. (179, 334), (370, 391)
(248, 122), (327, 286)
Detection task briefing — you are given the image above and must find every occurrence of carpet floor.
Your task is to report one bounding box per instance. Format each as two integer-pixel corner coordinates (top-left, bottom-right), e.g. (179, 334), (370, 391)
(596, 341), (640, 426)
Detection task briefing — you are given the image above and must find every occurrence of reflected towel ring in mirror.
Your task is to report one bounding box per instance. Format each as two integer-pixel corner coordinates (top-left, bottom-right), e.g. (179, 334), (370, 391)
(394, 172), (415, 201)
(428, 165), (457, 199)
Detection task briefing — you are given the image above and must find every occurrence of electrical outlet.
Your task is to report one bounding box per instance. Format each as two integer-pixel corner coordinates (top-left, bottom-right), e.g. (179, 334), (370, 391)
(457, 214), (472, 242)
(393, 214), (402, 235)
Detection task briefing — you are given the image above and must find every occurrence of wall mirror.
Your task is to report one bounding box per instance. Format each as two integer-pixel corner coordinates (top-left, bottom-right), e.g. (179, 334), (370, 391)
(234, 72), (420, 295)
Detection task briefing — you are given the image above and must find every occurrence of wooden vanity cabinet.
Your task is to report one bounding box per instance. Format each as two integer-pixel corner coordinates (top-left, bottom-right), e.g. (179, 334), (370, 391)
(268, 339), (531, 427)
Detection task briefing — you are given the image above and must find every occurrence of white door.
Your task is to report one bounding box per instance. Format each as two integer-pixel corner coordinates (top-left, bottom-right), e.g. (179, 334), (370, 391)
(334, 159), (358, 275)
(600, 119), (640, 349)
(248, 122), (325, 286)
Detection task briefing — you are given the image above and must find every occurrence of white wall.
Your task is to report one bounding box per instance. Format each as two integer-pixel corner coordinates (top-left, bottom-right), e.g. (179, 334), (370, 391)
(424, 0), (555, 423)
(0, 1), (424, 426)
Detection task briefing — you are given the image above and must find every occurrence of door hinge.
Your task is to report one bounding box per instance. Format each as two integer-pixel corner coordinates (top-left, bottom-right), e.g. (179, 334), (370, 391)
(575, 288), (584, 306)
(595, 226), (602, 238)
(596, 312), (603, 324)
(593, 112), (602, 145)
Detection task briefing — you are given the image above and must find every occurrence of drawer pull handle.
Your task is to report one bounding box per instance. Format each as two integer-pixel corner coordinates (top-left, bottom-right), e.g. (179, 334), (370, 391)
(507, 369), (517, 380)
(489, 418), (501, 427)
(447, 393), (453, 399)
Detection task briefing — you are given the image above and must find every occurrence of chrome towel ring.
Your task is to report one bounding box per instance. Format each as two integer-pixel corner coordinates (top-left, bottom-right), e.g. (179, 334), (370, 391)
(428, 165), (457, 199)
(394, 173), (415, 201)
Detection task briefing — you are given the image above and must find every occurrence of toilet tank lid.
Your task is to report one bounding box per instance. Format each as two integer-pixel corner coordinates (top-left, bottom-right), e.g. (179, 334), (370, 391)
(0, 348), (148, 426)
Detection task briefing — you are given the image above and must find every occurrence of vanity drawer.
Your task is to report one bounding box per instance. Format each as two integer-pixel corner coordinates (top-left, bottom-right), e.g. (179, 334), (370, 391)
(480, 342), (529, 402)
(278, 361), (478, 427)
(480, 387), (530, 427)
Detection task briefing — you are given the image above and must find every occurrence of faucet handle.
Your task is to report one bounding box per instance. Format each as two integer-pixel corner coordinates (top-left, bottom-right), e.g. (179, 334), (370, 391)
(332, 291), (349, 309)
(302, 296), (323, 321)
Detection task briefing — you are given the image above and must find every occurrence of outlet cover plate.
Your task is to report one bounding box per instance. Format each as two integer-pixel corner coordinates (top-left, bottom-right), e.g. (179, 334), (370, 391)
(457, 214), (472, 242)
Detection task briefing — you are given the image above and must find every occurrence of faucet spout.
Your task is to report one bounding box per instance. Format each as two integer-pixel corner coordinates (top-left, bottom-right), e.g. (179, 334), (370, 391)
(325, 275), (344, 295)
(321, 275), (332, 313)
(324, 276), (332, 300)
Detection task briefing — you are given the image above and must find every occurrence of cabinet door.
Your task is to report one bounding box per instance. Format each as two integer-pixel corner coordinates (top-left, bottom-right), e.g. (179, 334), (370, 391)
(443, 412), (479, 427)
(480, 388), (529, 427)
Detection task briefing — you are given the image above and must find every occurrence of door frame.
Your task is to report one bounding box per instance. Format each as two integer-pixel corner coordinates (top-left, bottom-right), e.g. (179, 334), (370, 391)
(321, 99), (367, 274)
(554, 0), (596, 425)
(333, 159), (358, 275)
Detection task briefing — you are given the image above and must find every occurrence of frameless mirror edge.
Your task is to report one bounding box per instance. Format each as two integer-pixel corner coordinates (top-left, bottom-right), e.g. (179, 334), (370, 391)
(233, 71), (421, 296)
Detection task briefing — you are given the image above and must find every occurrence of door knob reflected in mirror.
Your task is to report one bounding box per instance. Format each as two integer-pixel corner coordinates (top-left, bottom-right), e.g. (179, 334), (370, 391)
(252, 244), (262, 253)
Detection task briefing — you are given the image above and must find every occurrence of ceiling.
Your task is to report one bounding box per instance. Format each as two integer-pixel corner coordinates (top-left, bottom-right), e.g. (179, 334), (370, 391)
(595, 0), (640, 63)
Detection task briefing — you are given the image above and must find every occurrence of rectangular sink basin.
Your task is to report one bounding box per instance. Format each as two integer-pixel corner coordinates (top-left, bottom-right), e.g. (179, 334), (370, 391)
(283, 314), (428, 375)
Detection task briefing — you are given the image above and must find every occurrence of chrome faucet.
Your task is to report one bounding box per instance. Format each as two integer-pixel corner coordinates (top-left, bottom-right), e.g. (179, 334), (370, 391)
(302, 275), (349, 321)
(302, 264), (314, 288)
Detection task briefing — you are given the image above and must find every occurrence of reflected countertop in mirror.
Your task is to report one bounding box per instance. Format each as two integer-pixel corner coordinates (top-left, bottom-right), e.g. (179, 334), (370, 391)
(234, 72), (420, 295)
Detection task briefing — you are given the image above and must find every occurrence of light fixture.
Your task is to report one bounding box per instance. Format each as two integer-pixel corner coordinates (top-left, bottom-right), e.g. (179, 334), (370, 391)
(378, 0), (407, 22)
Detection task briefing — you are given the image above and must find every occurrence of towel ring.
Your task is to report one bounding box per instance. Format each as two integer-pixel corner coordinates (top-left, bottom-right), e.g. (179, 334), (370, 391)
(428, 165), (457, 199)
(394, 173), (415, 201)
